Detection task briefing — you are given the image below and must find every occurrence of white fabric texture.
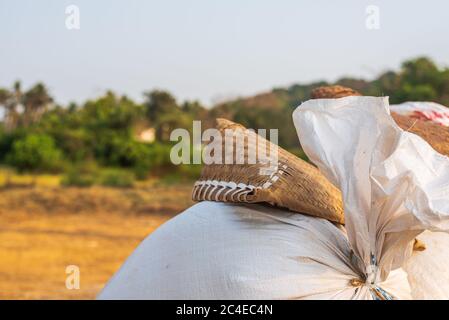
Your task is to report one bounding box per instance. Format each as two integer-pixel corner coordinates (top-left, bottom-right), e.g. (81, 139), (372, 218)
(404, 230), (449, 299)
(97, 201), (449, 300)
(98, 201), (411, 300)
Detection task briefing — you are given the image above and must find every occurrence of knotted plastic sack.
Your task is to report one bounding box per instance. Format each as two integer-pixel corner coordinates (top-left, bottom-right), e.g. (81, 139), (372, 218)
(293, 96), (449, 299)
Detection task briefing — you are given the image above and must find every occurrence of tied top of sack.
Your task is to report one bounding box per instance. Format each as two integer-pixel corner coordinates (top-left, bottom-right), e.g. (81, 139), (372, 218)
(293, 96), (449, 296)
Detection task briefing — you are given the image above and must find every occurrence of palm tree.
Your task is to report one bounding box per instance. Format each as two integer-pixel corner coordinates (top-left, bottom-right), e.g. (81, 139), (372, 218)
(22, 82), (53, 126)
(0, 81), (21, 131)
(143, 90), (178, 141)
(0, 81), (53, 131)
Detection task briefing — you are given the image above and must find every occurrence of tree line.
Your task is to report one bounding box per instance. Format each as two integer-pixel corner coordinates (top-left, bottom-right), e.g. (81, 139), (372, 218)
(0, 56), (447, 184)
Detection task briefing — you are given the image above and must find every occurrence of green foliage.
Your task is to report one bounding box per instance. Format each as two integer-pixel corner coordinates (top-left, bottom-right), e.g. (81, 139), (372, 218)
(98, 169), (135, 188)
(5, 134), (62, 173)
(147, 142), (174, 167)
(360, 57), (449, 105)
(61, 164), (135, 188)
(61, 165), (96, 187)
(104, 138), (150, 167)
(158, 164), (202, 185)
(143, 90), (198, 141)
(211, 56), (449, 149)
(0, 128), (26, 162)
(1, 56), (449, 180)
(82, 92), (143, 133)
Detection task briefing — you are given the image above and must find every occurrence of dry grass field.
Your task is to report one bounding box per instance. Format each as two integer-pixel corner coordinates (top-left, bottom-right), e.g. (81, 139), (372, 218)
(0, 183), (193, 299)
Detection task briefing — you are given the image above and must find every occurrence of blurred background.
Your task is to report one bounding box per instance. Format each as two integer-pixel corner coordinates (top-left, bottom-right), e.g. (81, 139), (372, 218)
(0, 0), (448, 299)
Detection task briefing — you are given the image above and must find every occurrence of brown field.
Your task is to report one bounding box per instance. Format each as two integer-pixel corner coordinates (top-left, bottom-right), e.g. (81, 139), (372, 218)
(0, 184), (193, 299)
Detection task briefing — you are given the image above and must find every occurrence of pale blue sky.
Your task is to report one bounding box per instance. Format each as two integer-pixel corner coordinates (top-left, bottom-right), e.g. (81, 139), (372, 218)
(1, 0), (448, 106)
